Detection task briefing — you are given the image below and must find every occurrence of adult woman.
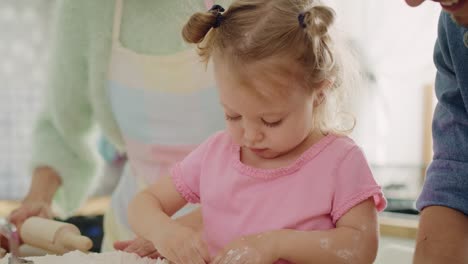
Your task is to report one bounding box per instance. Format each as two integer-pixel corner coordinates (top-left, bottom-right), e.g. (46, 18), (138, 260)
(7, 0), (227, 254)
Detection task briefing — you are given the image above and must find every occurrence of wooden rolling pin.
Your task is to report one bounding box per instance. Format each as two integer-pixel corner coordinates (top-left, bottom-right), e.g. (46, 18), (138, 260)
(19, 217), (93, 255)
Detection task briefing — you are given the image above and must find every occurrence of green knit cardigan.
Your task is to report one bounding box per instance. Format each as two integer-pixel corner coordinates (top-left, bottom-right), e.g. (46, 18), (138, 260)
(30, 0), (229, 215)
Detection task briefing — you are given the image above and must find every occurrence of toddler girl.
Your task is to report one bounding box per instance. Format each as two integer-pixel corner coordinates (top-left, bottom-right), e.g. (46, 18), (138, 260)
(129, 1), (386, 263)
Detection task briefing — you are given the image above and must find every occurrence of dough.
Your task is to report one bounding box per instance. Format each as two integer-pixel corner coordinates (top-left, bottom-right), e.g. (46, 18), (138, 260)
(0, 251), (169, 264)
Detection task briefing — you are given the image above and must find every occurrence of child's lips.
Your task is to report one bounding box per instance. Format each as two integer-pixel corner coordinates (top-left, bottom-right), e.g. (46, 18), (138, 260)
(249, 148), (268, 153)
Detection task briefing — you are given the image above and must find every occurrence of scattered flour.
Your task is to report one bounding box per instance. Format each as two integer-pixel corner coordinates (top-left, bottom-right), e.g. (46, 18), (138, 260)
(319, 238), (330, 249)
(222, 248), (250, 264)
(336, 249), (353, 260)
(0, 251), (169, 264)
(352, 234), (360, 241)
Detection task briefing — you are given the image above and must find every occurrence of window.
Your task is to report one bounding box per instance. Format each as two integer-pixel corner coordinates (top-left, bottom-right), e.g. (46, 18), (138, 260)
(329, 0), (440, 213)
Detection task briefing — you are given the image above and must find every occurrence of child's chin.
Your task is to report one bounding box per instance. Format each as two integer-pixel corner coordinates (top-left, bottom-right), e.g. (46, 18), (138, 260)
(258, 151), (284, 160)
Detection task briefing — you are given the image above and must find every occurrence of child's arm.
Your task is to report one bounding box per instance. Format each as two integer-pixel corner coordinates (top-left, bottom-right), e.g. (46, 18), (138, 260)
(275, 198), (378, 263)
(213, 198), (378, 264)
(174, 207), (203, 231)
(128, 175), (210, 264)
(113, 208), (203, 257)
(128, 175), (187, 237)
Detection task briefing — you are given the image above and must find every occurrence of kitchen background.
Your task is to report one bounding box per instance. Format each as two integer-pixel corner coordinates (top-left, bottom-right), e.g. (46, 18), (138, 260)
(0, 0), (440, 215)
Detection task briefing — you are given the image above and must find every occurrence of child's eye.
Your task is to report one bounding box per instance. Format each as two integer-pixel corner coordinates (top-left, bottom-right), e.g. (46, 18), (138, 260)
(262, 119), (283, 127)
(225, 114), (241, 121)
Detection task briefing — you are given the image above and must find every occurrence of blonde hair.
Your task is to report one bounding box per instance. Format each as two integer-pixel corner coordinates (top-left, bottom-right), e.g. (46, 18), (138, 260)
(182, 0), (361, 135)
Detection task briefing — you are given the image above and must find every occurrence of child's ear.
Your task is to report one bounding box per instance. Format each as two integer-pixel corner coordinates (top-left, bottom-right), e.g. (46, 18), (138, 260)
(313, 91), (325, 107)
(313, 79), (333, 107)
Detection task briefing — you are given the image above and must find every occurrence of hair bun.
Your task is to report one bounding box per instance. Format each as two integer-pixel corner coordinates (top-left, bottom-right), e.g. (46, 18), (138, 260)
(301, 6), (335, 37)
(182, 10), (220, 44)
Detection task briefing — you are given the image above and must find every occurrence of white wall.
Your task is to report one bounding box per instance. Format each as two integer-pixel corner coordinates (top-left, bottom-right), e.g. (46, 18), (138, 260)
(0, 0), (54, 199)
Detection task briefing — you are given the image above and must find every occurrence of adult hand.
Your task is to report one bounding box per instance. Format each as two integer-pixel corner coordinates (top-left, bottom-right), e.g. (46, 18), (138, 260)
(8, 199), (53, 231)
(152, 224), (210, 264)
(6, 167), (61, 245)
(212, 232), (279, 264)
(5, 198), (53, 248)
(114, 237), (161, 259)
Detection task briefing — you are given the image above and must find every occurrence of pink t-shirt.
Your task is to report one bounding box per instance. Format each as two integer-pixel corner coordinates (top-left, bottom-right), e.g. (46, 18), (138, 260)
(171, 131), (386, 261)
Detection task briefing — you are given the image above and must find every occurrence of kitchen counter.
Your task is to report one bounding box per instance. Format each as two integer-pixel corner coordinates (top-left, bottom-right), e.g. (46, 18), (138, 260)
(1, 200), (418, 263)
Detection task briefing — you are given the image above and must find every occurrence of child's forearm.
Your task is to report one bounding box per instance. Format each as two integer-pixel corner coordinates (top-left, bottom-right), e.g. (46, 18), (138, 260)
(272, 227), (378, 264)
(128, 190), (177, 242)
(174, 207), (203, 231)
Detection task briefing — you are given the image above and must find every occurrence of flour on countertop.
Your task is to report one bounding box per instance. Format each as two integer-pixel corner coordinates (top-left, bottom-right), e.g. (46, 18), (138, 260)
(0, 251), (169, 264)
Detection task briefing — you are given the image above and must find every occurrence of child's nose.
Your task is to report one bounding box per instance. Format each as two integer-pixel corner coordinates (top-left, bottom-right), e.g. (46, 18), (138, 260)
(243, 126), (263, 145)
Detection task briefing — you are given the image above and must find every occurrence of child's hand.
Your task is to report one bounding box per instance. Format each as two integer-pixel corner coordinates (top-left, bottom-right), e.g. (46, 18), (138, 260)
(114, 237), (161, 259)
(211, 232), (279, 264)
(153, 224), (210, 264)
